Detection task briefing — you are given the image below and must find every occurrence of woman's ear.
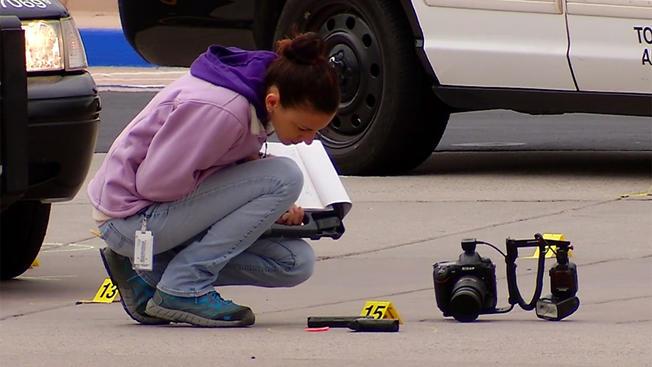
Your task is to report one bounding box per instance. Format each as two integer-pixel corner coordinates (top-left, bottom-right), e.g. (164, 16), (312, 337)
(265, 86), (280, 113)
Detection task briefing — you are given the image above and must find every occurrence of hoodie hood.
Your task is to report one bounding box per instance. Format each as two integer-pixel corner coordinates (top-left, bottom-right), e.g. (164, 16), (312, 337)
(190, 46), (278, 122)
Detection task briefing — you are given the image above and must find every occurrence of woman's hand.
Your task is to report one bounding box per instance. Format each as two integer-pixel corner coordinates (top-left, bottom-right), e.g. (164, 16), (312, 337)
(276, 204), (304, 225)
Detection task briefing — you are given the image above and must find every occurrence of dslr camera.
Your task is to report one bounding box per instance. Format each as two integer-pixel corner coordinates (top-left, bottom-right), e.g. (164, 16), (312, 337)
(433, 239), (498, 322)
(433, 234), (579, 322)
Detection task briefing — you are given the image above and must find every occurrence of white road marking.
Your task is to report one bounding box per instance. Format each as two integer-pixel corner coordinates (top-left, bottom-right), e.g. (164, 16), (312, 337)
(41, 243), (96, 252)
(17, 275), (78, 281)
(451, 142), (527, 147)
(98, 85), (166, 92)
(92, 71), (187, 76)
(90, 68), (187, 92)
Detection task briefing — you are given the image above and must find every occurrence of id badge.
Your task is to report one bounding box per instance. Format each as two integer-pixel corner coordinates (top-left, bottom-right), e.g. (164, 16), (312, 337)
(133, 230), (153, 271)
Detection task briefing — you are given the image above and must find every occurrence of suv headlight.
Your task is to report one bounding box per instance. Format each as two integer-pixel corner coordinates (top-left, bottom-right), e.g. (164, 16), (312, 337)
(22, 17), (87, 72)
(22, 20), (63, 72)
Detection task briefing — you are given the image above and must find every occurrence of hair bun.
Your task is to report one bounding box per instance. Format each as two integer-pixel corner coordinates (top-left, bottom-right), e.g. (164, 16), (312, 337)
(277, 32), (326, 65)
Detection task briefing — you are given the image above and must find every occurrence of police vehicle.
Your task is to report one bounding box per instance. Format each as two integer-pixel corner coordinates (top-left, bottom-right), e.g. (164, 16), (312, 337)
(118, 0), (650, 175)
(0, 0), (100, 279)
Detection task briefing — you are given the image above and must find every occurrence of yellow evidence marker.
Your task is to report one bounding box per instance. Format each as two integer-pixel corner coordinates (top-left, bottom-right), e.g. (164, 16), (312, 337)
(30, 258), (40, 268)
(525, 233), (574, 259)
(77, 277), (120, 304)
(360, 300), (403, 324)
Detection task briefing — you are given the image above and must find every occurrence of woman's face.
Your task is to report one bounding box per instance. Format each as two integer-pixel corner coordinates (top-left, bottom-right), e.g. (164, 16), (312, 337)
(266, 87), (335, 145)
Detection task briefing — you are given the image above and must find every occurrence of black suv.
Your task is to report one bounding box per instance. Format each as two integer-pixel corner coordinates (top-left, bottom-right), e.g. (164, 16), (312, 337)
(0, 1), (100, 279)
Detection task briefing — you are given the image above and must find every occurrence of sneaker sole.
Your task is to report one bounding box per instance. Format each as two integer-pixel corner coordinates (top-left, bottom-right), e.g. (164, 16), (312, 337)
(99, 248), (170, 325)
(145, 299), (255, 327)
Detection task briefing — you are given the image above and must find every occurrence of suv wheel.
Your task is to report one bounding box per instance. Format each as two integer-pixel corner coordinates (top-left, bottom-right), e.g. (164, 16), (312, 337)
(275, 0), (450, 175)
(0, 201), (51, 280)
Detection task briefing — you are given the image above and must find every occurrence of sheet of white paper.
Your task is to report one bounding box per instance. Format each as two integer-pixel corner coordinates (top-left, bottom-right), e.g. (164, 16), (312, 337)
(263, 141), (352, 217)
(295, 141), (351, 217)
(263, 143), (323, 210)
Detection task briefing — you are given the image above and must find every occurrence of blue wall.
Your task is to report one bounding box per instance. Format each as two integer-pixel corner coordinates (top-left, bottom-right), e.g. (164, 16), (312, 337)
(80, 29), (152, 67)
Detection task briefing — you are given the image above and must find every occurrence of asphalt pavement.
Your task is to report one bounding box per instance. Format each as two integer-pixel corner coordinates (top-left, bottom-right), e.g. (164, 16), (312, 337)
(90, 66), (651, 154)
(95, 88), (652, 154)
(0, 68), (650, 367)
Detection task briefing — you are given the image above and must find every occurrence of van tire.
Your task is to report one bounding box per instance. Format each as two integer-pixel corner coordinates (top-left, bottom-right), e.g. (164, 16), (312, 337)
(274, 0), (449, 175)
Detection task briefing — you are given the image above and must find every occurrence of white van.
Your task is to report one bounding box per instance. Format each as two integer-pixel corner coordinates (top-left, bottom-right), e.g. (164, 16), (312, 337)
(118, 0), (651, 175)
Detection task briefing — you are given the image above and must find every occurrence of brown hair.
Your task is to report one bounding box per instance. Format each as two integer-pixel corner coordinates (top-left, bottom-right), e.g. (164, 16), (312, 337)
(265, 32), (340, 114)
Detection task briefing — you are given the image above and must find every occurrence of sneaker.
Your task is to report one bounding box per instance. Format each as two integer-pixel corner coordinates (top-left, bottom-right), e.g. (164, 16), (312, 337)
(99, 247), (169, 325)
(145, 289), (255, 327)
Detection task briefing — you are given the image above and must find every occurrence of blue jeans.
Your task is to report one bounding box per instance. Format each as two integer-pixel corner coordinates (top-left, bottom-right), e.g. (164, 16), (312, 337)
(97, 157), (314, 297)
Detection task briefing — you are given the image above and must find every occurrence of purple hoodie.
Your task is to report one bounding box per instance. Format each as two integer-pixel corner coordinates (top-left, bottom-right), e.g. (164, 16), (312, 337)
(87, 46), (277, 218)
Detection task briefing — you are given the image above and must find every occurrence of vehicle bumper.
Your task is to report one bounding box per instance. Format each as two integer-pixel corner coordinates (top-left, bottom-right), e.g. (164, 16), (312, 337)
(23, 72), (100, 202)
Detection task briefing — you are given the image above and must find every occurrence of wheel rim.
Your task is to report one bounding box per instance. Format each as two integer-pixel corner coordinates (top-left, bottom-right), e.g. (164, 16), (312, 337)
(306, 10), (383, 149)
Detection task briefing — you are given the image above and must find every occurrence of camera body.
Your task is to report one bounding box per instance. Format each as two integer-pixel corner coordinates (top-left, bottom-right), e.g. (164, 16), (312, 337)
(433, 239), (498, 322)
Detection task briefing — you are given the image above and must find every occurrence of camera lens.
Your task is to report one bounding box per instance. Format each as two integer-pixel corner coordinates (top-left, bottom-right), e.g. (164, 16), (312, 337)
(450, 276), (487, 322)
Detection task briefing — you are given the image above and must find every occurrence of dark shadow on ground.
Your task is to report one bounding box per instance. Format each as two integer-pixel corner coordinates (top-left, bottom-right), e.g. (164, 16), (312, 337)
(412, 151), (652, 178)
